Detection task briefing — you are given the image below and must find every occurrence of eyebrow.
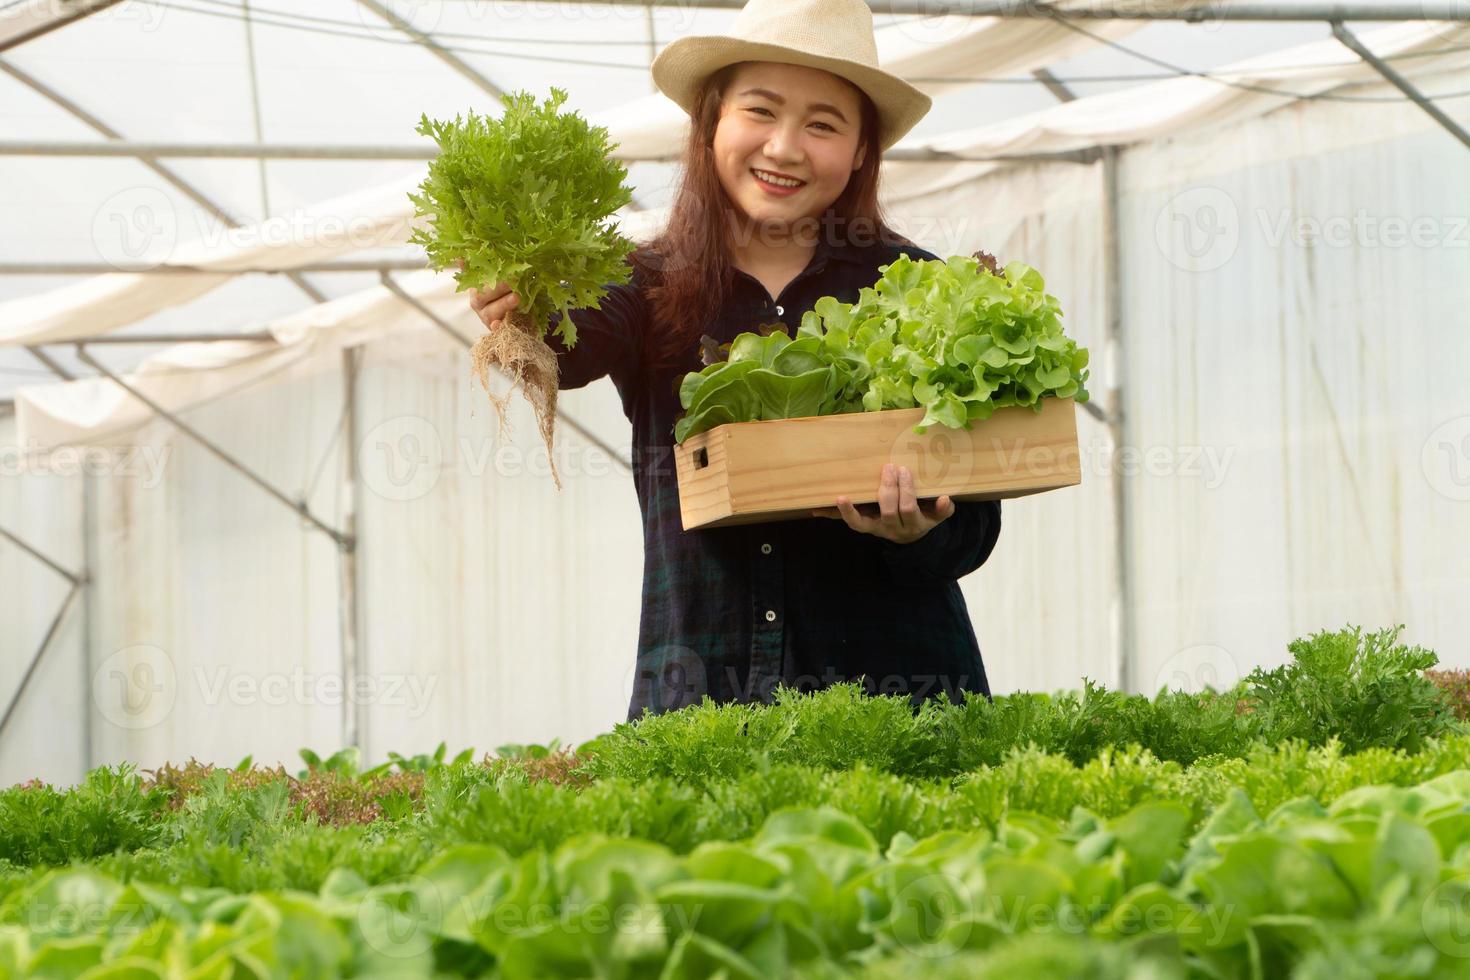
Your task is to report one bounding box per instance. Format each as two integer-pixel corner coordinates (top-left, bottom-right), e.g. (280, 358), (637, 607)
(737, 87), (851, 126)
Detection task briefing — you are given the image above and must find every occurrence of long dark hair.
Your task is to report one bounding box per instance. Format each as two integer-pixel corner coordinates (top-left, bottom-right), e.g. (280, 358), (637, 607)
(631, 62), (909, 372)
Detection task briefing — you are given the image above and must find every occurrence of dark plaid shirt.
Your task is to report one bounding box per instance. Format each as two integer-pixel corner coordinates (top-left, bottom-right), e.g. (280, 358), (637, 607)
(546, 235), (1001, 721)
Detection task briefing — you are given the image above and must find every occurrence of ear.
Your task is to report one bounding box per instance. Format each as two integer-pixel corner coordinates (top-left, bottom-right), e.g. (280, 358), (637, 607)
(852, 144), (866, 171)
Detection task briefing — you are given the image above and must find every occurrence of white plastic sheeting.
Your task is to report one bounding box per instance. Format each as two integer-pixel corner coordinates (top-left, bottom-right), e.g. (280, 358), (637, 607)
(0, 0), (1230, 350)
(12, 20), (1466, 450)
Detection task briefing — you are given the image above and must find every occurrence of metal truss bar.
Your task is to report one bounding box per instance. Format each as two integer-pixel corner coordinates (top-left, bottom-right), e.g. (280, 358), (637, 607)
(1032, 66), (1078, 103)
(38, 332), (274, 345)
(0, 581), (84, 742)
(1332, 22), (1470, 151)
(560, 0), (1470, 17)
(71, 344), (354, 548)
(0, 140), (1101, 165)
(0, 526), (82, 585)
(25, 345), (75, 380)
(377, 272), (636, 474)
(354, 0), (504, 100)
(0, 0), (122, 54)
(0, 259), (426, 275)
(0, 60), (327, 306)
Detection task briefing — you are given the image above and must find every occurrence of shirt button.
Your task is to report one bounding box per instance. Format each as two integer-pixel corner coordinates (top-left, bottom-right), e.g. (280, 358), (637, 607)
(775, 305), (784, 315)
(765, 609), (777, 622)
(760, 543), (772, 555)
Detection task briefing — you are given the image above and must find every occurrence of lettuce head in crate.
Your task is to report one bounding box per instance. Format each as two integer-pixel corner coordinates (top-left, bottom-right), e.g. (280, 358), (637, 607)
(674, 251), (1090, 443)
(409, 87), (636, 487)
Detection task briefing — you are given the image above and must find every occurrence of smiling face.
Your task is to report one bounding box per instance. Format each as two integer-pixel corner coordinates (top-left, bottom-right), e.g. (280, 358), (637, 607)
(711, 61), (867, 242)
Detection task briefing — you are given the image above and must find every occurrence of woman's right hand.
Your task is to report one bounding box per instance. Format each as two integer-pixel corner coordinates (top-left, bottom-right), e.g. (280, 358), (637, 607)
(458, 260), (521, 333)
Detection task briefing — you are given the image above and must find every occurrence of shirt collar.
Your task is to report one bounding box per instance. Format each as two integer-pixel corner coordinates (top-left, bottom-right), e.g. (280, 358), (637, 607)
(814, 233), (868, 267)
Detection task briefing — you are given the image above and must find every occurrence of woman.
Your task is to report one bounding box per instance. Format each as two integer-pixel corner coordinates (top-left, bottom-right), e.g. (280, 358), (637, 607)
(469, 0), (1001, 721)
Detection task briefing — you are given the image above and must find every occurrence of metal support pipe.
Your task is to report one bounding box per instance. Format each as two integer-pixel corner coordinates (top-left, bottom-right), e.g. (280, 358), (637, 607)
(38, 332), (274, 346)
(0, 582), (84, 743)
(338, 347), (362, 755)
(0, 259), (426, 276)
(0, 140), (1100, 165)
(1332, 22), (1470, 152)
(354, 0), (504, 100)
(377, 272), (635, 473)
(71, 344), (354, 548)
(1100, 144), (1133, 694)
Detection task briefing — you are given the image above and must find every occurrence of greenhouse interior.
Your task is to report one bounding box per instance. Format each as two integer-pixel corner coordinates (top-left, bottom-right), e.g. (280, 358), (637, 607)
(1, 0), (1469, 975)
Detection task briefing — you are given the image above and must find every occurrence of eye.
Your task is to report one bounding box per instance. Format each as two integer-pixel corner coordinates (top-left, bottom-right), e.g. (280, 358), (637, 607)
(811, 122), (836, 132)
(746, 107), (774, 117)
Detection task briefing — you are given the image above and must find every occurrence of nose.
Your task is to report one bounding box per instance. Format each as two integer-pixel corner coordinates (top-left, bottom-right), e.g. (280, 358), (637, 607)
(762, 121), (807, 166)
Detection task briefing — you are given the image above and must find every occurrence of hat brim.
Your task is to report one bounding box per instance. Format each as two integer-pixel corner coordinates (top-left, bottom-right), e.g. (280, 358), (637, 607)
(651, 36), (930, 152)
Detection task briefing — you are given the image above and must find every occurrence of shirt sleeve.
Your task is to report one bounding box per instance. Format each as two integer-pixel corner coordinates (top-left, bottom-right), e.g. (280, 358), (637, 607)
(541, 259), (646, 391)
(878, 498), (1002, 585)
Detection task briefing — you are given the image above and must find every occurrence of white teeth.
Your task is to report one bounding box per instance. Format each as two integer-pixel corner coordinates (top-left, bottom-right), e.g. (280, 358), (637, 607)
(753, 170), (803, 188)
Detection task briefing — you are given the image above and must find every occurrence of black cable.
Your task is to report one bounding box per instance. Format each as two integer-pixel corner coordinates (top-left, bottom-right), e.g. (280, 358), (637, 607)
(148, 0), (1470, 101)
(1044, 14), (1470, 103)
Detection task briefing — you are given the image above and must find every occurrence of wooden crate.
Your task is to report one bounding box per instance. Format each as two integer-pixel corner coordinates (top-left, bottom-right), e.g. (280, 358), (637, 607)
(674, 396), (1081, 530)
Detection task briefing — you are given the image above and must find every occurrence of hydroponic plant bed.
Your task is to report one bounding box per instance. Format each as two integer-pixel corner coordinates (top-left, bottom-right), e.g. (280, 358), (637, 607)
(2, 625), (1468, 979)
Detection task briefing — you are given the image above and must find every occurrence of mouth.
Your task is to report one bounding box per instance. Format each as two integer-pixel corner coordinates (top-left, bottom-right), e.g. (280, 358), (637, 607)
(750, 168), (806, 192)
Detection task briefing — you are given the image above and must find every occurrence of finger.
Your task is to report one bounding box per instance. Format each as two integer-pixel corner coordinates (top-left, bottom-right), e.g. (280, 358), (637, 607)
(896, 466), (921, 530)
(836, 496), (873, 533)
(472, 285), (516, 316)
(877, 463), (899, 524)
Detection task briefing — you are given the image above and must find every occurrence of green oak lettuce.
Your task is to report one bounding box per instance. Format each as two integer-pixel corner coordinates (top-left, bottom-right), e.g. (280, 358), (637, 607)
(674, 255), (1090, 444)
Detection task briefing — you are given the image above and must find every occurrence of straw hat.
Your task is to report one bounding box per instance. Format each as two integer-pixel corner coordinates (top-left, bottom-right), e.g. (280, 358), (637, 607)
(650, 0), (931, 152)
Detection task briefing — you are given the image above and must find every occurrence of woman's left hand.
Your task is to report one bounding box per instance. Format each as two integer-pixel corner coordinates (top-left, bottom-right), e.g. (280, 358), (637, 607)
(811, 463), (956, 544)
